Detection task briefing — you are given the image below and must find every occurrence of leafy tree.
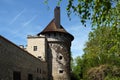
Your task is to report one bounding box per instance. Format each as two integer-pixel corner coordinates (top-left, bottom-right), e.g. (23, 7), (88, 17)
(66, 0), (120, 27)
(82, 26), (120, 79)
(71, 56), (83, 80)
(45, 0), (120, 27)
(70, 26), (120, 80)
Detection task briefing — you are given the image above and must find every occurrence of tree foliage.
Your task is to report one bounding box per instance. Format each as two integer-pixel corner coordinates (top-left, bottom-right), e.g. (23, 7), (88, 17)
(66, 0), (120, 27)
(84, 26), (120, 65)
(71, 56), (82, 80)
(45, 0), (120, 27)
(87, 64), (120, 80)
(82, 26), (120, 79)
(71, 26), (120, 80)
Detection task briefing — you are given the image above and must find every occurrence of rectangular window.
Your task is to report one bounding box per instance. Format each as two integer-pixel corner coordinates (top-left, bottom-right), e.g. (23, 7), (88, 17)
(38, 56), (41, 59)
(33, 46), (37, 51)
(59, 70), (64, 73)
(40, 69), (41, 74)
(28, 74), (33, 80)
(37, 68), (39, 73)
(13, 71), (21, 80)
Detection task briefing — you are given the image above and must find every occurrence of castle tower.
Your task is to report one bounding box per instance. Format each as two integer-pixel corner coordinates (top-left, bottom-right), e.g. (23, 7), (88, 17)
(38, 6), (74, 80)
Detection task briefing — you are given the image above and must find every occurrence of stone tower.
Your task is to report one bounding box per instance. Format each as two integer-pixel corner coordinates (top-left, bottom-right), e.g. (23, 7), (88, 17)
(38, 6), (74, 80)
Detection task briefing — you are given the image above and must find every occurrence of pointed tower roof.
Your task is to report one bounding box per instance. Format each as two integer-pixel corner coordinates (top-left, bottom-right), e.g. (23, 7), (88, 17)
(37, 6), (74, 40)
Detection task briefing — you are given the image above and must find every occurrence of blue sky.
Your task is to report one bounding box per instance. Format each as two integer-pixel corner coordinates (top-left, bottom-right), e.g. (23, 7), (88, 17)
(0, 0), (91, 58)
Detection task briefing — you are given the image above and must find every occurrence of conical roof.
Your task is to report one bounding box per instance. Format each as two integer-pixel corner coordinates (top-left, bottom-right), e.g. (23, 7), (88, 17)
(37, 19), (74, 41)
(37, 6), (74, 41)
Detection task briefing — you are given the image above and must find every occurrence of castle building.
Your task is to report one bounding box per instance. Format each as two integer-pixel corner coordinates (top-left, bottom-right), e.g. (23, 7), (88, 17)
(0, 7), (74, 80)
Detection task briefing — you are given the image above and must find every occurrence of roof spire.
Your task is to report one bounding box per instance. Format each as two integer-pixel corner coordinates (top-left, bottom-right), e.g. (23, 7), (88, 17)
(54, 6), (60, 28)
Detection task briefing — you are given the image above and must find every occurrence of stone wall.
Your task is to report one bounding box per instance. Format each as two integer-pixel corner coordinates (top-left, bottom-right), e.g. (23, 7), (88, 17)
(45, 33), (71, 80)
(0, 36), (48, 80)
(26, 35), (47, 61)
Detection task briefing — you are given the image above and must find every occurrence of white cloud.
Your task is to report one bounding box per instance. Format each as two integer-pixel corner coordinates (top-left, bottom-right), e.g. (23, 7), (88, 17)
(9, 9), (25, 25)
(23, 15), (37, 26)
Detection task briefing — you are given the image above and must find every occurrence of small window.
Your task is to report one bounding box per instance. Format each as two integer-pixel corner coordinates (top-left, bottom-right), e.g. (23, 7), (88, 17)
(59, 70), (64, 73)
(33, 46), (37, 51)
(59, 56), (62, 60)
(50, 44), (52, 46)
(59, 33), (61, 36)
(37, 68), (39, 73)
(38, 56), (41, 59)
(54, 33), (56, 36)
(28, 74), (33, 80)
(13, 71), (21, 80)
(39, 69), (41, 74)
(48, 34), (50, 37)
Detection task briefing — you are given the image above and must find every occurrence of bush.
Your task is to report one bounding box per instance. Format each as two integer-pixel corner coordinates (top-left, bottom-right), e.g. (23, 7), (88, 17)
(87, 64), (120, 80)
